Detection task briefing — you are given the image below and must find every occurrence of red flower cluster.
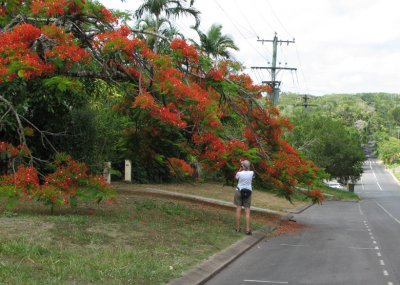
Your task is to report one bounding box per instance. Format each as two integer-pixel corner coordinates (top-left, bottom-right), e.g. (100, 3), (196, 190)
(30, 0), (68, 16)
(0, 24), (54, 81)
(42, 24), (90, 65)
(170, 38), (199, 63)
(0, 156), (114, 208)
(0, 142), (30, 158)
(132, 92), (187, 128)
(309, 189), (324, 204)
(95, 28), (151, 61)
(207, 69), (224, 81)
(167, 157), (194, 177)
(44, 156), (88, 194)
(1, 165), (39, 195)
(0, 22), (92, 81)
(30, 0), (114, 24)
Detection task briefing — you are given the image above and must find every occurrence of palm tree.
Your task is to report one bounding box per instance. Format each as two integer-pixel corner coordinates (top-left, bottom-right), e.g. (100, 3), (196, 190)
(134, 15), (184, 52)
(135, 0), (200, 53)
(196, 24), (239, 60)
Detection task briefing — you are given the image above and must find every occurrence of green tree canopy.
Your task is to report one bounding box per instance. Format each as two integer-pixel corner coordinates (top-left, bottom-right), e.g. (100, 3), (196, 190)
(285, 112), (365, 184)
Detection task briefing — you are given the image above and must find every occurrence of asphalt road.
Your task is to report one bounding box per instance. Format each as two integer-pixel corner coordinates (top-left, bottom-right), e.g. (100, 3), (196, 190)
(205, 158), (400, 285)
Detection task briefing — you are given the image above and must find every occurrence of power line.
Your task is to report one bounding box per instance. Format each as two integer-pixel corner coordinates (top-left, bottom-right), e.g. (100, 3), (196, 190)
(254, 1), (276, 35)
(214, 0), (269, 61)
(234, 0), (258, 35)
(293, 44), (309, 93)
(265, 0), (294, 39)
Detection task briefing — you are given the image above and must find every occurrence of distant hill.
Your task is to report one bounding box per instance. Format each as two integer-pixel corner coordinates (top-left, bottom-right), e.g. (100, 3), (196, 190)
(278, 92), (400, 140)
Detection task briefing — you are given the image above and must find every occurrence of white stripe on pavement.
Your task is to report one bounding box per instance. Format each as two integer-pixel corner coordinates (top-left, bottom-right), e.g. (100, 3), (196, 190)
(376, 202), (400, 225)
(244, 280), (288, 284)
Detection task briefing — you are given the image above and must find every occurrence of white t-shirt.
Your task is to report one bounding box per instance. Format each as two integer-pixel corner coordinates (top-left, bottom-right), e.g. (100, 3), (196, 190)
(235, 170), (254, 191)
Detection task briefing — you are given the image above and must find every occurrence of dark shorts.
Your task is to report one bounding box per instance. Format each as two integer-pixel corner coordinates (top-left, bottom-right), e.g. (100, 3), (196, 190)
(234, 190), (252, 208)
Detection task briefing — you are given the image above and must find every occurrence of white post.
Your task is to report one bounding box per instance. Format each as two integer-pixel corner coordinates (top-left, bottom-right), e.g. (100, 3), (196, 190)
(103, 162), (111, 184)
(125, 159), (132, 182)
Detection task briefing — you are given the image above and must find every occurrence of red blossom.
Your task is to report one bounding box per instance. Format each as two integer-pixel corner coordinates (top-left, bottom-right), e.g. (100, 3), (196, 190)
(170, 38), (199, 63)
(167, 158), (194, 177)
(309, 189), (324, 204)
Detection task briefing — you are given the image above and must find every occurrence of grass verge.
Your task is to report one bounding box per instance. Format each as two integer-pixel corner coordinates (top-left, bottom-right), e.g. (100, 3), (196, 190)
(120, 182), (309, 213)
(0, 191), (280, 285)
(320, 185), (360, 201)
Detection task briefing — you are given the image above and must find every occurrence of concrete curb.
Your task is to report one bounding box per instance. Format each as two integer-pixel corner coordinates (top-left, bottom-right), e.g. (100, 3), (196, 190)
(114, 184), (283, 216)
(167, 226), (274, 285)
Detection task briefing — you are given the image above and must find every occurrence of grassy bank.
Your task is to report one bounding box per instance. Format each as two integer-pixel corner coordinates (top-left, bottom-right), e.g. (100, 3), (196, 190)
(125, 182), (309, 213)
(0, 189), (280, 285)
(320, 185), (360, 201)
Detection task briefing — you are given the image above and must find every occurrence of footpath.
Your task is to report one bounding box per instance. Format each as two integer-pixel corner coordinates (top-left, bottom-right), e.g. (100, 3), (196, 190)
(113, 183), (313, 285)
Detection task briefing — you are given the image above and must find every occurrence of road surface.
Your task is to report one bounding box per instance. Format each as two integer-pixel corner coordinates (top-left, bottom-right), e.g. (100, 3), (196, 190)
(205, 158), (400, 285)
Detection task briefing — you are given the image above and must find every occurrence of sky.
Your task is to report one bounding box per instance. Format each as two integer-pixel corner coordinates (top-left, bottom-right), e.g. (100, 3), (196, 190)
(99, 0), (400, 96)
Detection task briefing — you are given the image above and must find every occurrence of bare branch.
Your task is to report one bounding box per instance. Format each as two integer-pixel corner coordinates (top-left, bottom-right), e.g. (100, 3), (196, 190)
(1, 14), (25, 31)
(19, 115), (58, 153)
(0, 95), (27, 147)
(0, 107), (12, 122)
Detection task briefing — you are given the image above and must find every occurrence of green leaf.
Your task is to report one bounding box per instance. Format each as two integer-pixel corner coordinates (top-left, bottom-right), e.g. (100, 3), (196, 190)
(5, 197), (18, 210)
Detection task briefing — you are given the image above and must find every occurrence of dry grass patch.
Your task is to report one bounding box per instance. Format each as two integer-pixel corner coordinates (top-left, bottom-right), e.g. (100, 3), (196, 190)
(116, 182), (308, 213)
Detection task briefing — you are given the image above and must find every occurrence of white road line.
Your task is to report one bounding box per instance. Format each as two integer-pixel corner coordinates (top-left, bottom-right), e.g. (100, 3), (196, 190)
(244, 280), (288, 284)
(388, 282), (393, 285)
(360, 177), (365, 191)
(380, 260), (385, 266)
(383, 270), (389, 276)
(347, 246), (377, 250)
(371, 167), (383, 190)
(377, 252), (382, 257)
(376, 202), (400, 225)
(359, 205), (364, 215)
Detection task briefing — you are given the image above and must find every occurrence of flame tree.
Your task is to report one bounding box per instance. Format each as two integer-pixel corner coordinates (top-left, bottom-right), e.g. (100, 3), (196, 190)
(0, 0), (323, 203)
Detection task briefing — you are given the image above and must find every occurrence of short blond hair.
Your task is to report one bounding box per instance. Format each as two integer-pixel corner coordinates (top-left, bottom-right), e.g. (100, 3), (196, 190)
(241, 160), (250, 170)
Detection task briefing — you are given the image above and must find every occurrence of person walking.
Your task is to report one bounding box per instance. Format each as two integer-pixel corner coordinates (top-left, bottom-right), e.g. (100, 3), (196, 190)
(234, 160), (254, 235)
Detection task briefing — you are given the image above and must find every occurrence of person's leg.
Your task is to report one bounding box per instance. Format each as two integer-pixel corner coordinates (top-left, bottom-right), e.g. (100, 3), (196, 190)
(236, 206), (241, 231)
(245, 207), (251, 234)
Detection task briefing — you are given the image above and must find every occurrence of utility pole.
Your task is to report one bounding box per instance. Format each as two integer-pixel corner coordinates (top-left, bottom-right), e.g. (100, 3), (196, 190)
(295, 94), (317, 113)
(251, 33), (296, 105)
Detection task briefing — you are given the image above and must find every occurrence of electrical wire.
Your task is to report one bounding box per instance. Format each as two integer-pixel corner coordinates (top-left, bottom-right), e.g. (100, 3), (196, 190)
(254, 0), (276, 35)
(214, 0), (269, 61)
(265, 0), (294, 39)
(294, 44), (309, 93)
(234, 0), (259, 36)
(233, 0), (272, 57)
